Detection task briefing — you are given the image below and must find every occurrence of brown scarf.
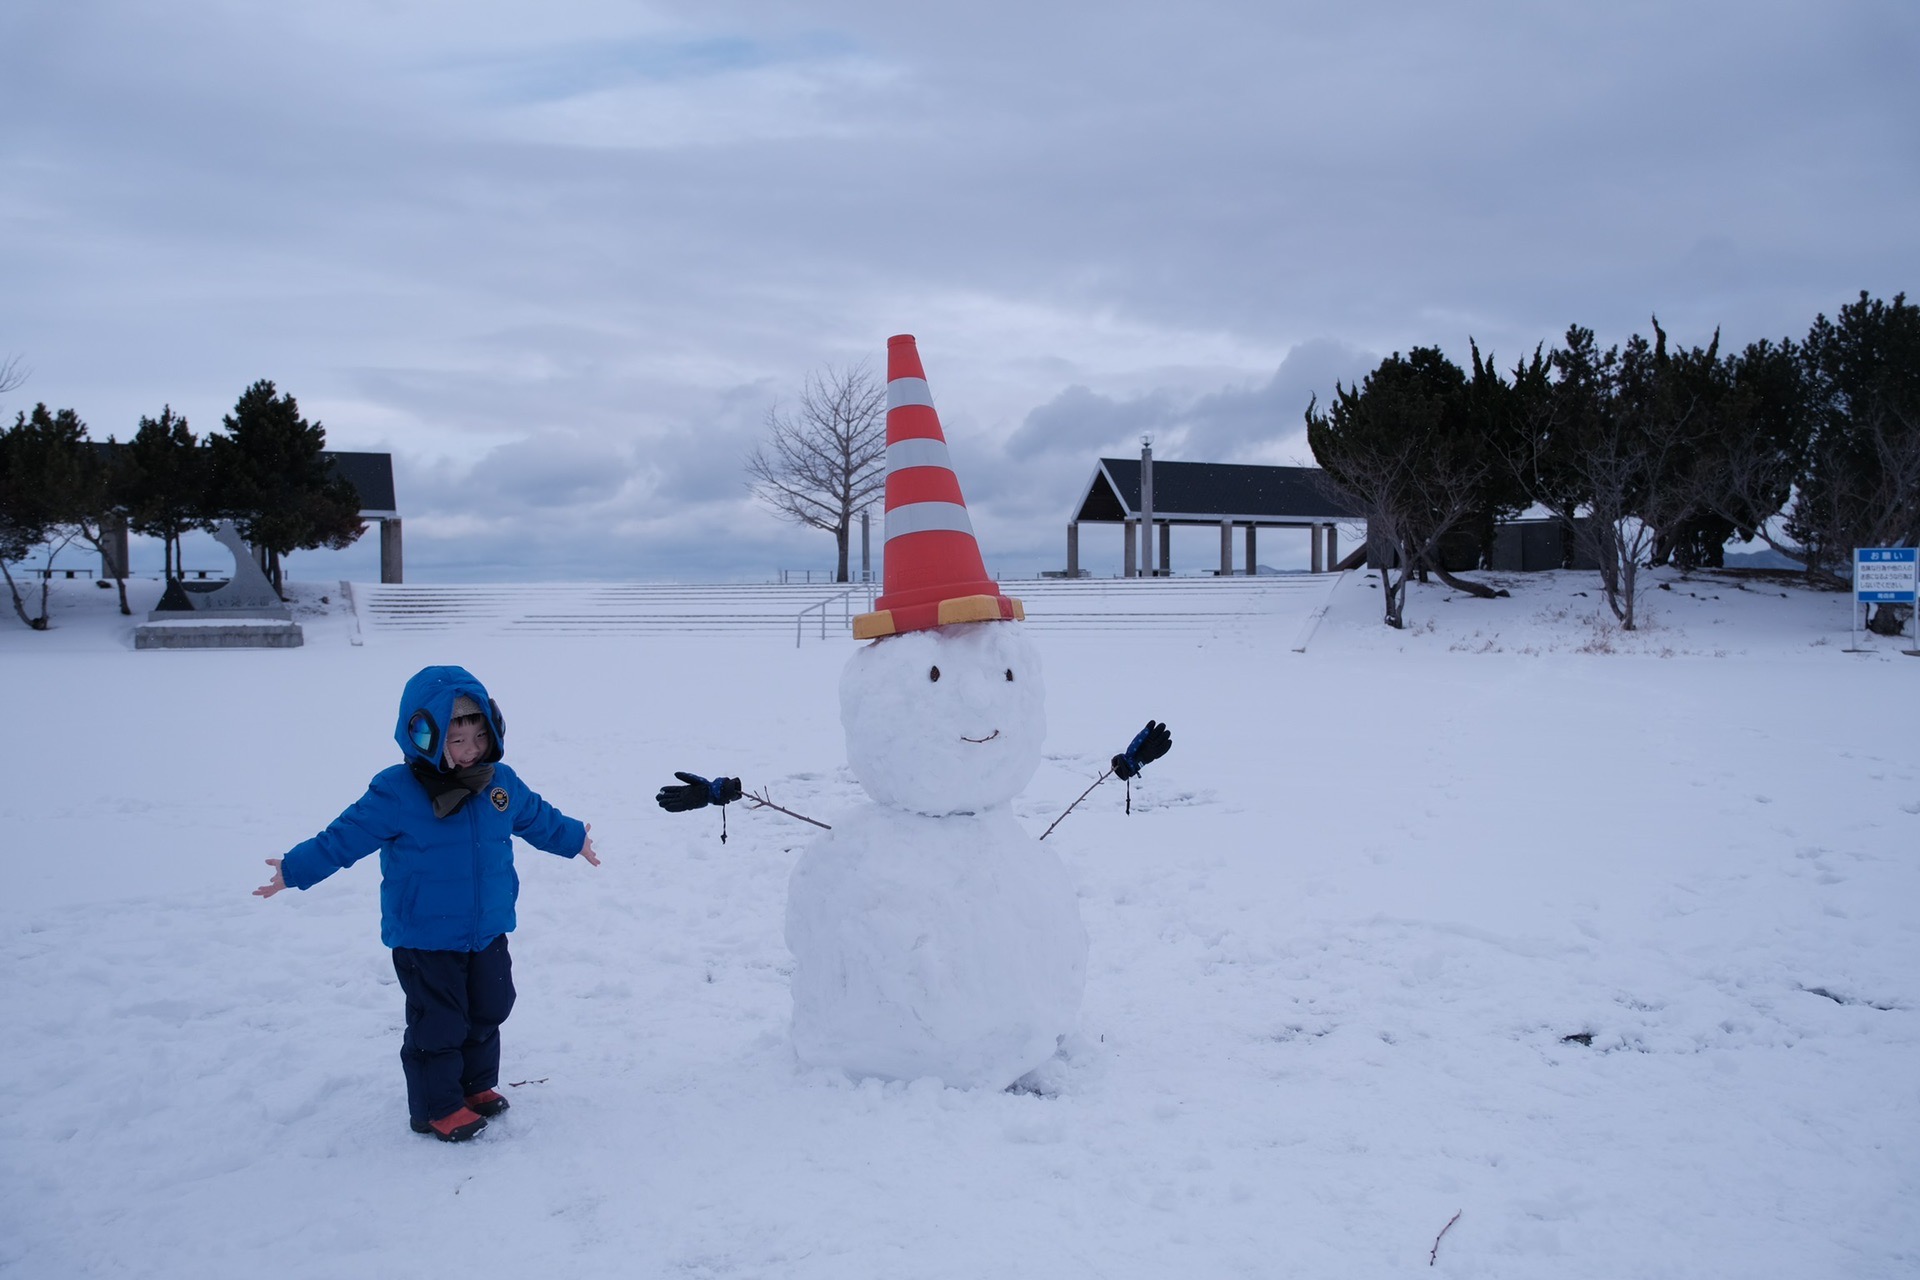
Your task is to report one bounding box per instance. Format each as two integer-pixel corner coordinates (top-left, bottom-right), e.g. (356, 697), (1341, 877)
(409, 760), (497, 818)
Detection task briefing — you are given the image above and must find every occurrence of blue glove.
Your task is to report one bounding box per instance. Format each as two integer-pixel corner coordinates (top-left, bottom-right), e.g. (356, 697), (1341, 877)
(1110, 720), (1171, 780)
(656, 771), (743, 812)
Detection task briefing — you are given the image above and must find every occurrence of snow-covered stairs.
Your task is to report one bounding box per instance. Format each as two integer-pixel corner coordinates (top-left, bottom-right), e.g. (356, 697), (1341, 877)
(346, 575), (1339, 640)
(1009, 575), (1334, 633)
(349, 581), (867, 638)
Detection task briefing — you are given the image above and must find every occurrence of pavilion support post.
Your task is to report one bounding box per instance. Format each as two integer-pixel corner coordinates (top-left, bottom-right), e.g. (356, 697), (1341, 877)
(1066, 522), (1080, 577)
(380, 518), (404, 584)
(1327, 525), (1338, 570)
(1311, 524), (1324, 574)
(100, 513), (130, 579)
(1138, 440), (1154, 578)
(1123, 519), (1137, 578)
(1219, 520), (1233, 576)
(1245, 524), (1257, 575)
(1158, 522), (1171, 576)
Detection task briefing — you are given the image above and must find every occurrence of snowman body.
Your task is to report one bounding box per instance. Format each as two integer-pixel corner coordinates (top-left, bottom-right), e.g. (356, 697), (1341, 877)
(784, 622), (1088, 1088)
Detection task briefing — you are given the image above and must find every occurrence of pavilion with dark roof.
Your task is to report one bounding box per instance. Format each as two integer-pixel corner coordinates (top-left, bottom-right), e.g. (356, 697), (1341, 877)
(1066, 448), (1361, 576)
(323, 451), (404, 583)
(91, 448), (404, 583)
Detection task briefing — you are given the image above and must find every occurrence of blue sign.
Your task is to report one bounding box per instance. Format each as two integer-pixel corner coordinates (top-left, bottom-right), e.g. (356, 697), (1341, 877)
(1855, 547), (1918, 604)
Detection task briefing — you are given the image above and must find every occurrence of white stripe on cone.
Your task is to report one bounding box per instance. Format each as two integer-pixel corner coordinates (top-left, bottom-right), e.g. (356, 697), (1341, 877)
(885, 438), (955, 473)
(886, 377), (934, 409)
(885, 501), (975, 540)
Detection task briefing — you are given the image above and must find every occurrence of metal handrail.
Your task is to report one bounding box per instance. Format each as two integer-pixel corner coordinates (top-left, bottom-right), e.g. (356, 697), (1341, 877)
(795, 584), (877, 647)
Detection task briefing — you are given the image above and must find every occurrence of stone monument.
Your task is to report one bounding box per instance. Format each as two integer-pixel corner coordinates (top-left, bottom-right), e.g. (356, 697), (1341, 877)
(135, 521), (304, 649)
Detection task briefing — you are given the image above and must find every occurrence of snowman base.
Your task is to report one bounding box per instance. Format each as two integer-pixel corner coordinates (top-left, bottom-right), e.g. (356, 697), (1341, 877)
(784, 804), (1088, 1090)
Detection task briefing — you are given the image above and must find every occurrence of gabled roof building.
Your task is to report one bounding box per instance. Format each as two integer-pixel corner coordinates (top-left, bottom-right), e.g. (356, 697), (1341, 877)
(86, 447), (404, 582)
(1067, 446), (1360, 576)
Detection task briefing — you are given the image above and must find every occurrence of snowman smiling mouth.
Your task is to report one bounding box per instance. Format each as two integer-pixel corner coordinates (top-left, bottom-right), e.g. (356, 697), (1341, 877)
(961, 730), (1001, 744)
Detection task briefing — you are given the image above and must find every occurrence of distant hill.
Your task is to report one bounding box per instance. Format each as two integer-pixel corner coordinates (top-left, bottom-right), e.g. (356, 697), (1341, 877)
(1721, 546), (1806, 570)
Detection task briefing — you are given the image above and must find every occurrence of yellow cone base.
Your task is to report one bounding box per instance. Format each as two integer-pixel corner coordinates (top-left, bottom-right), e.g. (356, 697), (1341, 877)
(852, 593), (1025, 640)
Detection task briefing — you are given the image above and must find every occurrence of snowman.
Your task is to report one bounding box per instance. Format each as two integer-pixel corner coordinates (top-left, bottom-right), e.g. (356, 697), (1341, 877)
(659, 335), (1170, 1089)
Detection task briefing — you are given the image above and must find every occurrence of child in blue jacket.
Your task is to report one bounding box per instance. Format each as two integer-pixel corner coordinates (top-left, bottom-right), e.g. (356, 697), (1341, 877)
(254, 665), (598, 1142)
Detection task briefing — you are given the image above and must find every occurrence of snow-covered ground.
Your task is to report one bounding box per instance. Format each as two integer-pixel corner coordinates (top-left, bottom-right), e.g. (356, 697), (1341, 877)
(2, 568), (1916, 1279)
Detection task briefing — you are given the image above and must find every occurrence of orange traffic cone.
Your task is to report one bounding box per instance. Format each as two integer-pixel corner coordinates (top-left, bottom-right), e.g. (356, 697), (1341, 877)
(852, 335), (1024, 640)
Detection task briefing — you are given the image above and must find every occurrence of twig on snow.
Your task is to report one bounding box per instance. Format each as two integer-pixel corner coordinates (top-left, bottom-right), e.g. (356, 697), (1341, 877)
(1429, 1210), (1461, 1266)
(744, 788), (832, 830)
(1039, 768), (1113, 841)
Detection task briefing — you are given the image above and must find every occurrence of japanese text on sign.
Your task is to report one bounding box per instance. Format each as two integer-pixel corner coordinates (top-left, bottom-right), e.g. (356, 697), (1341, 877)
(1854, 547), (1918, 603)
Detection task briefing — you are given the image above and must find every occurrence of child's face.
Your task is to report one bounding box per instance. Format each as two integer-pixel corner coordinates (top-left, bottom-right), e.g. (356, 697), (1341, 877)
(444, 718), (491, 769)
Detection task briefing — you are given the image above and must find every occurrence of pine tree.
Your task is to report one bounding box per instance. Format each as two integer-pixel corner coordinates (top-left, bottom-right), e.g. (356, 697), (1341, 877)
(1791, 292), (1920, 585)
(206, 380), (363, 592)
(1306, 347), (1503, 627)
(0, 404), (100, 626)
(125, 406), (210, 582)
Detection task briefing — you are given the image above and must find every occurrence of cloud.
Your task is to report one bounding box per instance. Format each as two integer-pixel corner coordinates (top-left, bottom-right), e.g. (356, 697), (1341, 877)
(1005, 384), (1176, 461)
(987, 337), (1374, 482)
(1177, 339), (1380, 464)
(942, 337), (1383, 575)
(6, 0), (1916, 583)
(467, 432), (637, 508)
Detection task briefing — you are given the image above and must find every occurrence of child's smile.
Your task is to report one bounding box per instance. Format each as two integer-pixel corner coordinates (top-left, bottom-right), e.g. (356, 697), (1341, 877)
(444, 722), (490, 769)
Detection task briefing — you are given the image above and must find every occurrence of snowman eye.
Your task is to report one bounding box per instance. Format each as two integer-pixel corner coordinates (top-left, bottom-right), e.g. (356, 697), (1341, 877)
(928, 665), (941, 682)
(1005, 668), (1014, 682)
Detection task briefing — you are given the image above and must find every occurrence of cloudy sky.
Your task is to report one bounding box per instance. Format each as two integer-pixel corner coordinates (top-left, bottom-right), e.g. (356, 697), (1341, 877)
(4, 0), (1915, 581)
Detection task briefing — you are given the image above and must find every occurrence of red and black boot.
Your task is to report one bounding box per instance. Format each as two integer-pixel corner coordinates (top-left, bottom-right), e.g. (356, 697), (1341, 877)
(465, 1089), (510, 1119)
(411, 1106), (488, 1142)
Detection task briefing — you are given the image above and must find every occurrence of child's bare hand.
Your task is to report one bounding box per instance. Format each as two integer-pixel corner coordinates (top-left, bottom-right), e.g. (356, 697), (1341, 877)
(579, 824), (600, 867)
(253, 858), (286, 898)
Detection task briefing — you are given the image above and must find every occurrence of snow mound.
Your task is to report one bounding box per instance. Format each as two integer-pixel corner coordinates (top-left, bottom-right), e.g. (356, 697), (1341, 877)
(785, 805), (1087, 1088)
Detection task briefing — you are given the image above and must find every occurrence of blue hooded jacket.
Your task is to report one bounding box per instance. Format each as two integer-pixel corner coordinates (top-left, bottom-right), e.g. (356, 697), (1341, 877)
(279, 666), (587, 952)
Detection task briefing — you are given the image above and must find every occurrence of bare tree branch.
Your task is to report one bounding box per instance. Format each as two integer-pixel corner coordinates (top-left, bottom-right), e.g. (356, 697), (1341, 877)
(746, 363), (887, 581)
(1429, 1210), (1462, 1266)
(743, 787), (832, 830)
(1039, 769), (1114, 840)
(1792, 400), (1920, 586)
(0, 354), (28, 399)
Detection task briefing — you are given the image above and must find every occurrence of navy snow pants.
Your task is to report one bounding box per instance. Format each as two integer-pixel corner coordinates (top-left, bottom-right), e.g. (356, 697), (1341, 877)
(391, 934), (516, 1125)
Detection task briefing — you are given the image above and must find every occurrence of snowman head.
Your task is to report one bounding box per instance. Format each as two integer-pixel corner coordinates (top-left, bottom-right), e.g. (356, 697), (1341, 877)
(840, 622), (1046, 815)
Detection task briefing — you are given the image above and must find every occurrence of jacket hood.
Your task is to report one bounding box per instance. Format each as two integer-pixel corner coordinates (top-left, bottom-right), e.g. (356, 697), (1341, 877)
(396, 665), (506, 767)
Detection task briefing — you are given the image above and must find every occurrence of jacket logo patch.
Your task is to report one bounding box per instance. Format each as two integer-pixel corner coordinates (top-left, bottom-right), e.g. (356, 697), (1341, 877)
(489, 787), (509, 812)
